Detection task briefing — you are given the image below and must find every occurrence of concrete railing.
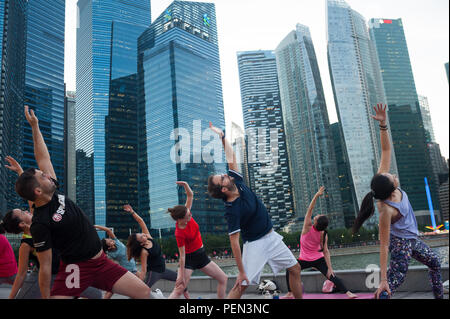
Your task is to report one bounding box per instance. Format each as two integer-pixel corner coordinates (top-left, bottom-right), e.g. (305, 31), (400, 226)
(153, 265), (449, 293)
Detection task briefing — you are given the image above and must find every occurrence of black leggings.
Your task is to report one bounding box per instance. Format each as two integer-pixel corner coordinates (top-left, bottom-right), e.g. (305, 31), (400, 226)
(286, 258), (349, 292)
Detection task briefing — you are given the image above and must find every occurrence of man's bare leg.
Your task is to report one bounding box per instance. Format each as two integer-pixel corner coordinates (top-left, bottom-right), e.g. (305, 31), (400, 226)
(288, 263), (303, 299)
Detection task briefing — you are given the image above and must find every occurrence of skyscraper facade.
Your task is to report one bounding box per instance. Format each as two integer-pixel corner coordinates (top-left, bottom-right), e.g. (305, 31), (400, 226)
(64, 89), (76, 201)
(327, 0), (397, 227)
(104, 21), (149, 239)
(418, 95), (436, 143)
(23, 0), (66, 193)
(369, 18), (439, 213)
(276, 24), (344, 229)
(330, 122), (357, 228)
(76, 0), (151, 230)
(137, 1), (227, 233)
(0, 0), (27, 212)
(237, 50), (295, 230)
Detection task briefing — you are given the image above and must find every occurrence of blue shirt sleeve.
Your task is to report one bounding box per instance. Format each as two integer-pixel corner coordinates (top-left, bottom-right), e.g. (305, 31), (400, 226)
(225, 204), (241, 236)
(228, 169), (244, 184)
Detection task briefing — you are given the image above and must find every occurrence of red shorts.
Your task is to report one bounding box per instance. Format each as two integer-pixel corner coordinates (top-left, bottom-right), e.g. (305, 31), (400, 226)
(51, 252), (128, 297)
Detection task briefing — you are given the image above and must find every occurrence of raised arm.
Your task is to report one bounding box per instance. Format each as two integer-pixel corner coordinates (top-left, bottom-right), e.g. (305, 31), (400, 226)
(123, 204), (152, 238)
(5, 156), (33, 210)
(24, 106), (56, 180)
(176, 181), (193, 211)
(371, 104), (391, 174)
(94, 225), (116, 239)
(302, 186), (325, 233)
(209, 122), (239, 172)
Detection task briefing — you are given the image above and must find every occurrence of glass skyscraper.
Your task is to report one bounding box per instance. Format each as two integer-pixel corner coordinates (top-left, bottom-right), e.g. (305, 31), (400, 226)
(64, 89), (76, 201)
(369, 18), (439, 214)
(276, 24), (344, 229)
(22, 0), (65, 194)
(137, 1), (227, 233)
(418, 95), (435, 143)
(237, 50), (295, 230)
(0, 0), (27, 212)
(327, 0), (397, 227)
(76, 0), (151, 231)
(330, 122), (357, 228)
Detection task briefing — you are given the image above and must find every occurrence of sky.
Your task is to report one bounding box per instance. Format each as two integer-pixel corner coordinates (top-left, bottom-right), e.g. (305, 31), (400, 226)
(65, 0), (449, 158)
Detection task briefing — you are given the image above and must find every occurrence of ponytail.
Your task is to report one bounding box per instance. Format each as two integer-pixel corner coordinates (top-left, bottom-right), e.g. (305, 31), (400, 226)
(316, 216), (329, 252)
(353, 173), (396, 233)
(319, 230), (328, 252)
(352, 192), (375, 234)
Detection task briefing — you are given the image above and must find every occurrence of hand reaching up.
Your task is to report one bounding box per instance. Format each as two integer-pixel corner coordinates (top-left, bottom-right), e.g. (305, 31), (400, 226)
(209, 122), (224, 138)
(5, 156), (23, 175)
(371, 104), (387, 125)
(24, 105), (39, 127)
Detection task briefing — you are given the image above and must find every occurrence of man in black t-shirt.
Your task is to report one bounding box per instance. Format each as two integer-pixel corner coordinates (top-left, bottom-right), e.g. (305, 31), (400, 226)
(14, 106), (151, 299)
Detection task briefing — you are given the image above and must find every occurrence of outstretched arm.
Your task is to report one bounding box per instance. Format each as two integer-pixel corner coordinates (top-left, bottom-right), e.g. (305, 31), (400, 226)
(375, 203), (392, 298)
(5, 156), (33, 211)
(302, 186), (325, 233)
(36, 249), (53, 299)
(371, 104), (391, 174)
(176, 181), (193, 211)
(8, 244), (32, 299)
(94, 225), (116, 239)
(123, 204), (152, 238)
(24, 106), (56, 180)
(321, 234), (334, 279)
(209, 122), (239, 172)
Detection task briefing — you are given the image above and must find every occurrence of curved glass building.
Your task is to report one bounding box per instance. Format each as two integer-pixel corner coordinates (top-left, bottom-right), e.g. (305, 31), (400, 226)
(237, 50), (295, 230)
(276, 24), (344, 229)
(76, 0), (151, 232)
(327, 0), (397, 227)
(137, 1), (227, 233)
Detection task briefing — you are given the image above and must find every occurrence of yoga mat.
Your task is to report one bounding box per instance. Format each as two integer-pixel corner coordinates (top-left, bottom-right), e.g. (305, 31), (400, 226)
(302, 293), (374, 299)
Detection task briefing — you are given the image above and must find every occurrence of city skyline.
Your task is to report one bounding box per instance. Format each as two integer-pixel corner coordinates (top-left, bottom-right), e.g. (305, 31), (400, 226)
(65, 0), (449, 157)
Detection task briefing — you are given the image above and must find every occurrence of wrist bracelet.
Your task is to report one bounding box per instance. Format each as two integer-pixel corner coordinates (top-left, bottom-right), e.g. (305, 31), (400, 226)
(379, 124), (388, 129)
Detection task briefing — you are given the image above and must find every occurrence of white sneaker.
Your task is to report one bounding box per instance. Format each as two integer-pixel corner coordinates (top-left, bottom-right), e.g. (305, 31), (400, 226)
(151, 289), (165, 299)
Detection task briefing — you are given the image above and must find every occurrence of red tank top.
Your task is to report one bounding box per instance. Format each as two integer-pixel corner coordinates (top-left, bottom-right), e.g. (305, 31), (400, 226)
(175, 217), (203, 254)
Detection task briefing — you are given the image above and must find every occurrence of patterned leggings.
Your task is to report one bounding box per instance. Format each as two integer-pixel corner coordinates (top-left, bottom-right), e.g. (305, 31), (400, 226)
(388, 235), (443, 299)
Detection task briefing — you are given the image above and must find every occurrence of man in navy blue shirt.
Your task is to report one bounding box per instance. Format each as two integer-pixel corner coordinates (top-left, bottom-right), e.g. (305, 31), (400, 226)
(207, 123), (303, 299)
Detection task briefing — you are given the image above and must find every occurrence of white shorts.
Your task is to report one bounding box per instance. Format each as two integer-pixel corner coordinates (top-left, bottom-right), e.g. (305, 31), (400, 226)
(242, 230), (298, 286)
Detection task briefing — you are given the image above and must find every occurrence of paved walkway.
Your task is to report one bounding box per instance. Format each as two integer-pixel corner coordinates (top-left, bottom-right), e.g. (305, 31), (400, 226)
(0, 285), (447, 299)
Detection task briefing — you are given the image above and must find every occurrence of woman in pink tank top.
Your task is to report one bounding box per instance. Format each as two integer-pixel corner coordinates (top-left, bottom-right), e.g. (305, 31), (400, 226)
(282, 187), (357, 299)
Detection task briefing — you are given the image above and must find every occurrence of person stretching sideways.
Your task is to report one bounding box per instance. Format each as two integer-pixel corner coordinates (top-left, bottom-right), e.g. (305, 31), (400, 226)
(353, 104), (443, 299)
(207, 122), (302, 299)
(94, 225), (139, 299)
(282, 186), (357, 299)
(125, 204), (189, 298)
(168, 181), (228, 299)
(14, 106), (150, 299)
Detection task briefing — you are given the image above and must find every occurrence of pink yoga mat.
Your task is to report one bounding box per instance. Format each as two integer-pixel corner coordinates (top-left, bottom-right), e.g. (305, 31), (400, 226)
(302, 293), (374, 299)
